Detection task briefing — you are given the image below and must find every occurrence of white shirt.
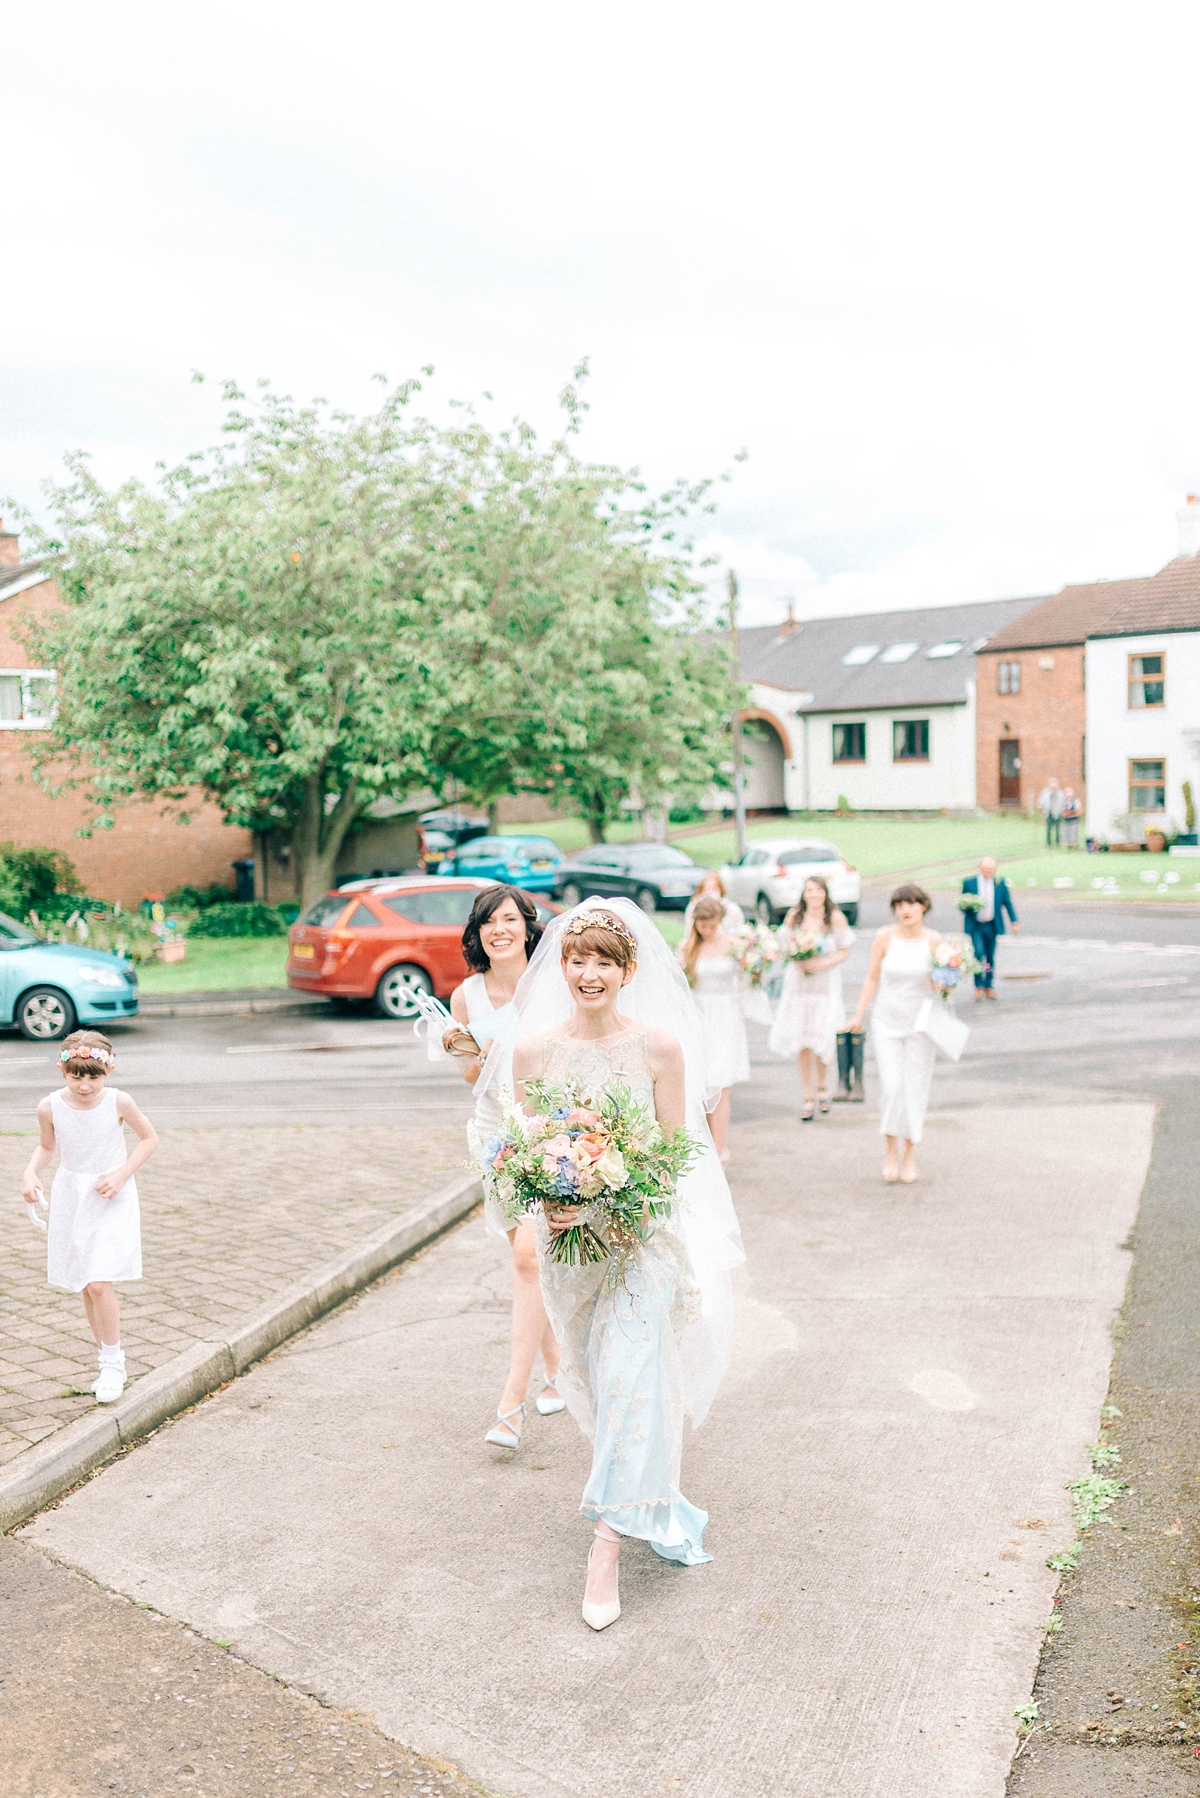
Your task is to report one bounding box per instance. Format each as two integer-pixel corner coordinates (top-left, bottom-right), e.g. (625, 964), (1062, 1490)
(976, 877), (995, 924)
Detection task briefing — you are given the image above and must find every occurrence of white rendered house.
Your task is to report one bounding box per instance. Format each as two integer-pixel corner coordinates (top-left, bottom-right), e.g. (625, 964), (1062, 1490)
(1084, 548), (1200, 841)
(735, 596), (1039, 813)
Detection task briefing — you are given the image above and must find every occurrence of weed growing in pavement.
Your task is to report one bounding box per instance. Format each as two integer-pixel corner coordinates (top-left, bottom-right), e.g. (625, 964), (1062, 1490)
(1043, 1614), (1063, 1636)
(1069, 1473), (1126, 1532)
(1047, 1544), (1081, 1572)
(1089, 1440), (1123, 1471)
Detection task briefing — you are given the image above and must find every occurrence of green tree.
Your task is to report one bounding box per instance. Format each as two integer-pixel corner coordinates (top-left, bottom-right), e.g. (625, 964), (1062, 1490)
(20, 379), (458, 907)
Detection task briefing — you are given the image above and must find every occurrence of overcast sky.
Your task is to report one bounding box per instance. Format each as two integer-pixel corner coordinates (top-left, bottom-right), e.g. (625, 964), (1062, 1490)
(4, 3), (1200, 626)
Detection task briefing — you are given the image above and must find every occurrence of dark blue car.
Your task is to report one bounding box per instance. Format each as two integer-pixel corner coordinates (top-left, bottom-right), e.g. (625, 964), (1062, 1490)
(437, 835), (564, 894)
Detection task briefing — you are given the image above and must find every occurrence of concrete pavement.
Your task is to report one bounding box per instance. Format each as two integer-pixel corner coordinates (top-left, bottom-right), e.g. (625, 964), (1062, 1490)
(23, 1099), (1151, 1797)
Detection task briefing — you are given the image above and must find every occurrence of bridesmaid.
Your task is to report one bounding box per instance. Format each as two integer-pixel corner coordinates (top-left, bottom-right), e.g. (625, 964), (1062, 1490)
(447, 884), (562, 1447)
(846, 883), (940, 1183)
(768, 876), (854, 1119)
(681, 868), (745, 935)
(676, 895), (749, 1161)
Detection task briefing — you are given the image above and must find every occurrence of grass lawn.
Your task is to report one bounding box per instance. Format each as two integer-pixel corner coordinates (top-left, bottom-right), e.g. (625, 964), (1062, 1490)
(509, 813), (1200, 902)
(135, 937), (291, 993)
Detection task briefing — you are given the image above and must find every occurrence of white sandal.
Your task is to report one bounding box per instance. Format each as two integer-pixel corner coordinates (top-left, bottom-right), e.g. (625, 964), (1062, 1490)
(536, 1380), (566, 1416)
(485, 1402), (525, 1448)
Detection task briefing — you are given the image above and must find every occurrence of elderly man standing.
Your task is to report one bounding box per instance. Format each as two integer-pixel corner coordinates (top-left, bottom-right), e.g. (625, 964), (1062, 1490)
(960, 857), (1019, 1000)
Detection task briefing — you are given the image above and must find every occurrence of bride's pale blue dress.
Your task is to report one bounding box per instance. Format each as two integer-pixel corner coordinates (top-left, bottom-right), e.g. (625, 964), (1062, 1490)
(532, 1030), (711, 1565)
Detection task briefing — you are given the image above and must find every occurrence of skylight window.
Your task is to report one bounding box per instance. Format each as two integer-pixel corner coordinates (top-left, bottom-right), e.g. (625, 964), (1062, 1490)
(842, 644), (880, 666)
(879, 642), (918, 663)
(926, 640), (964, 659)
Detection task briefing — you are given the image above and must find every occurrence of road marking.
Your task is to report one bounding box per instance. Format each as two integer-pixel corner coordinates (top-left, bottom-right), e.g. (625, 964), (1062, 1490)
(1016, 935), (1200, 956)
(225, 1038), (414, 1055)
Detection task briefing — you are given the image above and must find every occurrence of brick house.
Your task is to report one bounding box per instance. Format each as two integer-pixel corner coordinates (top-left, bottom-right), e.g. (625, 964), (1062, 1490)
(974, 580), (1137, 810)
(0, 521), (254, 908)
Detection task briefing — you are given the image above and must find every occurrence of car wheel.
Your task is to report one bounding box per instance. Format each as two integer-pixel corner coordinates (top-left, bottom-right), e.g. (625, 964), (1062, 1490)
(842, 904), (859, 926)
(560, 882), (583, 909)
(17, 987), (77, 1042)
(373, 963), (433, 1020)
(635, 887), (658, 914)
(756, 893), (778, 927)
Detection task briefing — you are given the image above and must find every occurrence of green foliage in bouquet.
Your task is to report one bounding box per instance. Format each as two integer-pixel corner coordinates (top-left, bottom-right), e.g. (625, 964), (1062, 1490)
(485, 1077), (700, 1266)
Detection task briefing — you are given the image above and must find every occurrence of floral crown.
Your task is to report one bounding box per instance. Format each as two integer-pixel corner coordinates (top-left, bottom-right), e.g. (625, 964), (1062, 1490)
(563, 908), (637, 946)
(60, 1044), (114, 1068)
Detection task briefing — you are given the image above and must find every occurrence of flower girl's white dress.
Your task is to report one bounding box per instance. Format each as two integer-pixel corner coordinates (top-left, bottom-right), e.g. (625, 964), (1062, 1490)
(533, 1030), (711, 1564)
(46, 1089), (141, 1292)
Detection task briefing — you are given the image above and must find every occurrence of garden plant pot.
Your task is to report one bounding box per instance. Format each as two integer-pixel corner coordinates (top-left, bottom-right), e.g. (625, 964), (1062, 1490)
(157, 941), (186, 963)
(1146, 831), (1167, 854)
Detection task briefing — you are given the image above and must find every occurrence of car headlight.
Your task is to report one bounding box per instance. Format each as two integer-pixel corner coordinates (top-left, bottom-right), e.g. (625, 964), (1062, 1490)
(75, 964), (128, 988)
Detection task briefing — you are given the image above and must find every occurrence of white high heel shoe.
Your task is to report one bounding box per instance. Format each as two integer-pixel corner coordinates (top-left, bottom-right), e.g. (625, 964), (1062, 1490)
(485, 1402), (524, 1448)
(536, 1379), (566, 1416)
(582, 1529), (621, 1631)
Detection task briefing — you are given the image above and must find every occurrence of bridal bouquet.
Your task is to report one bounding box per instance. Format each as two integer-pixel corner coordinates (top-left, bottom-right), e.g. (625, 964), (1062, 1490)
(485, 1077), (700, 1265)
(728, 921), (781, 988)
(930, 935), (982, 1000)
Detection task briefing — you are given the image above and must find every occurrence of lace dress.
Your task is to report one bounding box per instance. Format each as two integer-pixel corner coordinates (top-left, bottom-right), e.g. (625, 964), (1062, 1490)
(691, 954), (750, 1088)
(768, 925), (855, 1065)
(532, 1031), (711, 1565)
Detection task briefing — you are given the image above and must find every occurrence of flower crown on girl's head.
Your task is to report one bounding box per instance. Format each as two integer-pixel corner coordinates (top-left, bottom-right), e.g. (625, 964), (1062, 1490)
(564, 908), (638, 947)
(60, 1044), (114, 1068)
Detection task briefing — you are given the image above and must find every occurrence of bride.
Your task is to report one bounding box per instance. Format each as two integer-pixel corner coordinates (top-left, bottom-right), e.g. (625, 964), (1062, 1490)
(484, 900), (744, 1630)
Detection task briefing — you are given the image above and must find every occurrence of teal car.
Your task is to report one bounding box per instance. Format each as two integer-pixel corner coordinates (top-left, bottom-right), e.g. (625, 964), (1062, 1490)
(436, 834), (564, 893)
(0, 913), (139, 1040)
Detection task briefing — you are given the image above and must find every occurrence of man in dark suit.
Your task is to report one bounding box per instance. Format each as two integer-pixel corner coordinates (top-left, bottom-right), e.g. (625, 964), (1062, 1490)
(960, 857), (1019, 1000)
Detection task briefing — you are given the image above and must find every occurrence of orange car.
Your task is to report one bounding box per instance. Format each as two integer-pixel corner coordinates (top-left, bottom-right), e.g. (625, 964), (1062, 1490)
(286, 877), (556, 1018)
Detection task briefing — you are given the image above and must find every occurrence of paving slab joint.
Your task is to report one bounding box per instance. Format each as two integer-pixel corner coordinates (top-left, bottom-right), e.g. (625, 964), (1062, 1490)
(0, 1170), (482, 1533)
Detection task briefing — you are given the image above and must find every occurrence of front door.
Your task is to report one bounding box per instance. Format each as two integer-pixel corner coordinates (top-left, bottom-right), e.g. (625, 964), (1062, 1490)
(999, 739), (1021, 806)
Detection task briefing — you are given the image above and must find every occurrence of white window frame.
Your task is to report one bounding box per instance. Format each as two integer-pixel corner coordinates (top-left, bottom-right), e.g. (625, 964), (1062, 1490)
(0, 668), (57, 730)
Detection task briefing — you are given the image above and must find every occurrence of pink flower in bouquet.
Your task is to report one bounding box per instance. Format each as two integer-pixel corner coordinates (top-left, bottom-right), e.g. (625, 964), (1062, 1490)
(575, 1130), (611, 1162)
(567, 1108), (603, 1127)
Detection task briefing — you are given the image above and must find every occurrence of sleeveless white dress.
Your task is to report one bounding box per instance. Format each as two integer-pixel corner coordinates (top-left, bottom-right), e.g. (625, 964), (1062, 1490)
(691, 954), (750, 1088)
(46, 1088), (141, 1292)
(870, 931), (937, 1144)
(532, 1030), (711, 1565)
(768, 924), (856, 1065)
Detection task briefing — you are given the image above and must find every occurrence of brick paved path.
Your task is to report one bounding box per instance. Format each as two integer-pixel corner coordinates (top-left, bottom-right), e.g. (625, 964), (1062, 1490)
(0, 1123), (466, 1468)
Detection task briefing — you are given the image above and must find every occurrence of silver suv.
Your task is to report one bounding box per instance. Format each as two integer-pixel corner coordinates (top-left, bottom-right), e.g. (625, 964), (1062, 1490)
(721, 838), (861, 926)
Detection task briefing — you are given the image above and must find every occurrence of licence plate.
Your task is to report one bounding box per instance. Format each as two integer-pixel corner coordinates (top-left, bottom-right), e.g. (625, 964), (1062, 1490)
(292, 943), (316, 960)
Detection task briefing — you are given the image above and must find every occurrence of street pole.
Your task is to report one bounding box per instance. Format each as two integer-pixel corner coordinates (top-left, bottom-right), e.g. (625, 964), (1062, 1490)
(729, 569), (746, 861)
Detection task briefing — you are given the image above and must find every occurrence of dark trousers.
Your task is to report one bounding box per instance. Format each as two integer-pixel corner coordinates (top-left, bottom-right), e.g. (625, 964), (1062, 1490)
(971, 921), (998, 989)
(1045, 813), (1061, 845)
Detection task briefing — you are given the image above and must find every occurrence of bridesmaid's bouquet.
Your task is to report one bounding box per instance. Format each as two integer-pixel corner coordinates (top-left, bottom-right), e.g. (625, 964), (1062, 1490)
(930, 935), (982, 1000)
(484, 1078), (700, 1265)
(728, 922), (781, 988)
(780, 927), (828, 964)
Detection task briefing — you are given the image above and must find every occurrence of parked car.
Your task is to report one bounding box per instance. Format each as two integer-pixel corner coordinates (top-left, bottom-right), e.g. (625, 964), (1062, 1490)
(417, 810), (488, 870)
(0, 912), (139, 1040)
(720, 838), (861, 926)
(553, 842), (707, 913)
(437, 834), (564, 893)
(286, 878), (559, 1018)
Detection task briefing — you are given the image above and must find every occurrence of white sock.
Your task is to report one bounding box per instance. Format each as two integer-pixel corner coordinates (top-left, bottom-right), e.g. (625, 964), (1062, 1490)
(98, 1341), (122, 1360)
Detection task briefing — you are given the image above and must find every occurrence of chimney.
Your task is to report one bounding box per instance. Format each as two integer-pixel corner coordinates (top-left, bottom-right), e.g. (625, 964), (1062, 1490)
(0, 519), (19, 569)
(1178, 495), (1200, 558)
(780, 598), (799, 636)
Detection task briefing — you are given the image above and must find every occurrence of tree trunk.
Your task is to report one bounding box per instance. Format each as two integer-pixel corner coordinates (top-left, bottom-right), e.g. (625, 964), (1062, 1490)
(487, 799), (501, 833)
(585, 797), (607, 843)
(291, 770), (361, 910)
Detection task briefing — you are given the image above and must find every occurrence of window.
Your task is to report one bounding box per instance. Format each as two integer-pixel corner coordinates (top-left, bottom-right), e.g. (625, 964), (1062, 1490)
(832, 721), (866, 762)
(302, 894), (351, 928)
(622, 845), (693, 868)
(779, 844), (840, 865)
(893, 719), (930, 761)
(384, 888), (478, 926)
(1129, 759), (1166, 811)
(572, 846), (620, 867)
(926, 641), (964, 659)
(842, 643), (880, 666)
(997, 660), (1021, 695)
(740, 847), (770, 866)
(879, 642), (918, 664)
(345, 904), (383, 928)
(1128, 653), (1165, 708)
(0, 669), (56, 729)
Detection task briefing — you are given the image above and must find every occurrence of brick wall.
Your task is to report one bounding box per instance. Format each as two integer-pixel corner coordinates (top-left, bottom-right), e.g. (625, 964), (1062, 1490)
(0, 575), (254, 906)
(975, 644), (1087, 811)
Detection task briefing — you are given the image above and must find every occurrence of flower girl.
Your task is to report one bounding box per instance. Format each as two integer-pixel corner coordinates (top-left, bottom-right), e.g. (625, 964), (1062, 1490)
(22, 1031), (158, 1403)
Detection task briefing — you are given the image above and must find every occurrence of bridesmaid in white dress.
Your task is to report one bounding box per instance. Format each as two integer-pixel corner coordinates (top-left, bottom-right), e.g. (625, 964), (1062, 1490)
(846, 883), (941, 1183)
(676, 895), (749, 1161)
(768, 876), (854, 1120)
(447, 885), (563, 1447)
(681, 868), (745, 936)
